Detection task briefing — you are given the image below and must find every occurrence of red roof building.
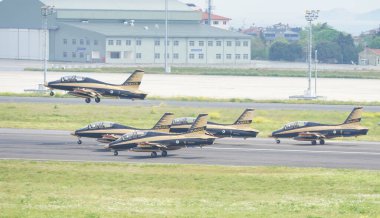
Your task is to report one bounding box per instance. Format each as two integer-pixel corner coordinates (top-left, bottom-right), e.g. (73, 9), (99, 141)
(201, 11), (231, 30)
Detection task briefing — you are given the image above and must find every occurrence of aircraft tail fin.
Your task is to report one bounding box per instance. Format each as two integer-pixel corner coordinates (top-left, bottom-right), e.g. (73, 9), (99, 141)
(233, 108), (254, 127)
(122, 69), (144, 89)
(152, 112), (174, 133)
(343, 107), (363, 125)
(186, 114), (208, 135)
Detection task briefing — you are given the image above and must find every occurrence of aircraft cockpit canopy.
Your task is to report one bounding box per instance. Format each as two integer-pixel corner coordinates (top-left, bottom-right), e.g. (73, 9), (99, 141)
(283, 121), (308, 130)
(121, 131), (147, 141)
(87, 122), (114, 129)
(172, 117), (196, 125)
(61, 76), (85, 82)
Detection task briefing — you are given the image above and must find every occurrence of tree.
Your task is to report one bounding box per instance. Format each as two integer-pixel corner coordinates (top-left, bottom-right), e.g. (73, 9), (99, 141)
(337, 33), (358, 64)
(269, 42), (303, 61)
(368, 37), (380, 49)
(316, 41), (341, 63)
(251, 37), (268, 60)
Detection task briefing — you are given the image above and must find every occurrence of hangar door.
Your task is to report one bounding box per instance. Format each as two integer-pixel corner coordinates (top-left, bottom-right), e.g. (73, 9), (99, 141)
(0, 28), (46, 60)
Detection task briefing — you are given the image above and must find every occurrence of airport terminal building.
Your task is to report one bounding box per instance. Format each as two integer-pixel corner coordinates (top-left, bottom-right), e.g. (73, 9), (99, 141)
(0, 0), (251, 64)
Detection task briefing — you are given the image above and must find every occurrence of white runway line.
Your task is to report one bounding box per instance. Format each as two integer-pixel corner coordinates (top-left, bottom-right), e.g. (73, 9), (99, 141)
(205, 147), (380, 156)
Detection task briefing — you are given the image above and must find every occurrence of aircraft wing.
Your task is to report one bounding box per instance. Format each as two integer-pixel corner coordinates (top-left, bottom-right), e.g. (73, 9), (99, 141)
(137, 142), (168, 149)
(96, 134), (121, 143)
(294, 132), (326, 141)
(68, 88), (102, 98)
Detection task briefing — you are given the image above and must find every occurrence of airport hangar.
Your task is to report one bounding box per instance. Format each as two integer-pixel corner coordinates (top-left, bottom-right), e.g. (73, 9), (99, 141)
(0, 0), (251, 64)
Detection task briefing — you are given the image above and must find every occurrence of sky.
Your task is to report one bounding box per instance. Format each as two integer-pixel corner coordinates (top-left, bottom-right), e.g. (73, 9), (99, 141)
(181, 0), (379, 34)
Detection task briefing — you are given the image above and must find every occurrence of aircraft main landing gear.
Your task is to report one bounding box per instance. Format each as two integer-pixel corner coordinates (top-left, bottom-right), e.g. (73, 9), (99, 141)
(320, 139), (325, 145)
(161, 150), (168, 157)
(95, 97), (101, 103)
(49, 91), (54, 96)
(276, 139), (281, 144)
(113, 151), (118, 156)
(77, 139), (82, 144)
(311, 140), (317, 145)
(151, 151), (157, 158)
(85, 98), (91, 103)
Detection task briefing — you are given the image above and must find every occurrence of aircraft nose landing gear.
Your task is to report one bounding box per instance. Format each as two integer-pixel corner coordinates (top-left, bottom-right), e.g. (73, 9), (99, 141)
(161, 150), (168, 157)
(276, 139), (281, 144)
(151, 151), (157, 158)
(77, 139), (82, 144)
(113, 151), (118, 156)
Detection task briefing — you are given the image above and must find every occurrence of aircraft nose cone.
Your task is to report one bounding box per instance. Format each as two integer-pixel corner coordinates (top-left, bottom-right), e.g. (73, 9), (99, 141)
(104, 144), (110, 149)
(71, 131), (77, 136)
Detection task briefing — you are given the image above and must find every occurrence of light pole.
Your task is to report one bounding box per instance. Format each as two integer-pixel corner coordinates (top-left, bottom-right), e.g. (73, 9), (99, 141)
(164, 0), (170, 73)
(305, 10), (319, 97)
(41, 5), (55, 88)
(314, 49), (318, 96)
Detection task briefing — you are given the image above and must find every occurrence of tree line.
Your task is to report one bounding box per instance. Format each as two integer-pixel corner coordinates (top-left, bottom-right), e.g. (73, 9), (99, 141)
(251, 23), (379, 64)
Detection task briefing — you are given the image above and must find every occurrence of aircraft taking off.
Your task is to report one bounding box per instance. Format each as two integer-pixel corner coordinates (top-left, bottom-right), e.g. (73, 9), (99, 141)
(271, 107), (369, 145)
(106, 114), (217, 157)
(45, 69), (147, 103)
(72, 112), (174, 144)
(170, 109), (259, 139)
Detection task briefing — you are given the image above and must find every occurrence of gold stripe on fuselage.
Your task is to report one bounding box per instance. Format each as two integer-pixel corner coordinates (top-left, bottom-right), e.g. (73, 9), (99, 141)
(54, 83), (142, 92)
(117, 133), (213, 145)
(279, 123), (365, 135)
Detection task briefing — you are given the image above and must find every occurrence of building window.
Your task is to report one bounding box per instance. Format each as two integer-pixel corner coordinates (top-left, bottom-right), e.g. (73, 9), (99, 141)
(173, 53), (179, 59)
(226, 41), (232, 46)
(154, 40), (160, 46)
(108, 40), (114, 46)
(189, 41), (194, 46)
(243, 41), (249, 47)
(126, 40), (131, 46)
(208, 41), (213, 46)
(155, 53), (160, 59)
(216, 41), (222, 46)
(80, 39), (84, 45)
(80, 52), (84, 58)
(94, 40), (98, 46)
(189, 54), (195, 59)
(63, 52), (67, 58)
(72, 52), (76, 58)
(236, 54), (241, 59)
(216, 54), (222, 59)
(136, 53), (142, 59)
(174, 40), (179, 46)
(63, 39), (67, 45)
(72, 39), (76, 45)
(166, 41), (170, 46)
(226, 54), (232, 59)
(116, 40), (122, 45)
(199, 54), (204, 59)
(213, 21), (219, 25)
(86, 39), (90, 46)
(136, 40), (142, 46)
(236, 41), (241, 47)
(243, 54), (249, 59)
(199, 41), (204, 46)
(223, 21), (227, 25)
(110, 52), (121, 59)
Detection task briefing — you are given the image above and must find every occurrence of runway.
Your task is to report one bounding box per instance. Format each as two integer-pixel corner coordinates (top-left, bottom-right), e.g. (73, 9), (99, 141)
(1, 128), (379, 170)
(1, 96), (380, 112)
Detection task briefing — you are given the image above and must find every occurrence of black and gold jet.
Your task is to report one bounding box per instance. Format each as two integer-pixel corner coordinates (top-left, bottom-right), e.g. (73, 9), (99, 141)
(105, 114), (217, 157)
(72, 112), (174, 144)
(170, 109), (259, 139)
(45, 69), (147, 103)
(271, 107), (369, 145)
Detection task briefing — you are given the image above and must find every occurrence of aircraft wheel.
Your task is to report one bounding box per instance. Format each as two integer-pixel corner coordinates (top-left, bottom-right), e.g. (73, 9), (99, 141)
(49, 91), (54, 96)
(77, 139), (82, 144)
(161, 150), (168, 157)
(320, 139), (325, 145)
(311, 140), (317, 145)
(113, 151), (118, 156)
(151, 151), (157, 158)
(276, 139), (281, 144)
(95, 97), (101, 103)
(85, 98), (91, 103)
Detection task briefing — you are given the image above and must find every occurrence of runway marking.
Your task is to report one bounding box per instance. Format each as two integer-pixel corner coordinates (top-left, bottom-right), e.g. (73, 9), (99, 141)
(205, 147), (380, 156)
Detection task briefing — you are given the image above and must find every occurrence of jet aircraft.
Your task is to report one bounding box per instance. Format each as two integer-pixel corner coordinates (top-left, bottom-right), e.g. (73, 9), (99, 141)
(271, 107), (369, 145)
(106, 114), (217, 157)
(170, 109), (259, 139)
(72, 112), (174, 144)
(45, 69), (147, 103)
